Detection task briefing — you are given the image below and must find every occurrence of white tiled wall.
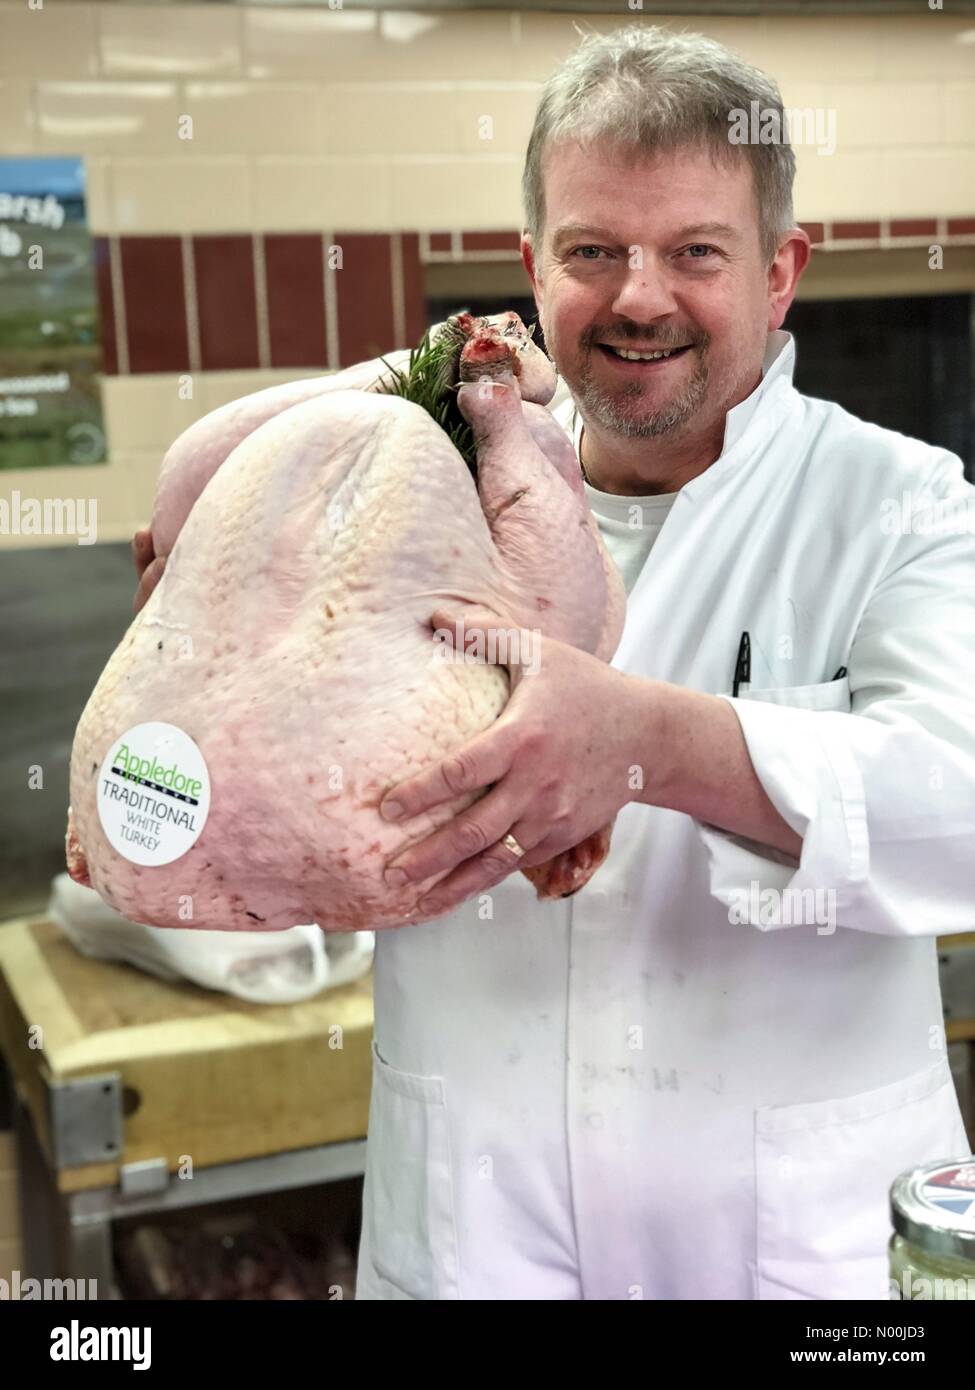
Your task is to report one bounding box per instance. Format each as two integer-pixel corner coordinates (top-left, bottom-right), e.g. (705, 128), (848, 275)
(0, 4), (972, 232)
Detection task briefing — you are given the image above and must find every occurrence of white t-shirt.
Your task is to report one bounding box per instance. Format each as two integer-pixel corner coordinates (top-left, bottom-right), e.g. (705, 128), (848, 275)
(583, 482), (679, 596)
(545, 380), (679, 593)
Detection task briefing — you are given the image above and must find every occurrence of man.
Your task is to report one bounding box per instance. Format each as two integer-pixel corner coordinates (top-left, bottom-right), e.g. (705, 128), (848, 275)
(136, 27), (975, 1299)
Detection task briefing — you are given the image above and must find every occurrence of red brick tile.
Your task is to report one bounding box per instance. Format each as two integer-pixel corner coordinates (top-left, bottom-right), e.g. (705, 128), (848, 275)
(194, 235), (259, 371)
(461, 231), (521, 253)
(799, 222), (825, 245)
(428, 233), (453, 253)
(332, 233), (395, 366)
(947, 218), (975, 235)
(831, 221), (881, 240)
(92, 236), (118, 376)
(264, 234), (326, 368)
(119, 236), (189, 374)
(890, 219), (937, 237)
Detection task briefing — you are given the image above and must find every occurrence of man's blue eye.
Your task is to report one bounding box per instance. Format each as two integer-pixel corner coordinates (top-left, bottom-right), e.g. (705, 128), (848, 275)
(686, 245), (713, 258)
(573, 246), (605, 260)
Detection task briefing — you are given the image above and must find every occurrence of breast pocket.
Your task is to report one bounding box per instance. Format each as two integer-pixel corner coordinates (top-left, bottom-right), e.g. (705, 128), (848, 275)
(355, 1039), (460, 1301)
(739, 675), (851, 712)
(752, 1057), (970, 1301)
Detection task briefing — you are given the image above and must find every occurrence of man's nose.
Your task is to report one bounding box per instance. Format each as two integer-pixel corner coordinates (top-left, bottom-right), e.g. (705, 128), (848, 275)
(610, 255), (680, 322)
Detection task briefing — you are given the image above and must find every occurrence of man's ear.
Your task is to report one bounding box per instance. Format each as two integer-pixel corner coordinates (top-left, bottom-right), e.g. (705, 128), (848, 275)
(521, 234), (543, 317)
(768, 228), (811, 331)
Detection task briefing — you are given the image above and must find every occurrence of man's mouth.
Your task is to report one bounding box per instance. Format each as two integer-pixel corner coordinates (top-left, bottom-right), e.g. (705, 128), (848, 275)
(597, 343), (693, 364)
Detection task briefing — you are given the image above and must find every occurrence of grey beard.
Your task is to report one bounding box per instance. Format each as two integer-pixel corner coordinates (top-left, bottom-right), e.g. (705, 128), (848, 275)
(577, 352), (710, 440)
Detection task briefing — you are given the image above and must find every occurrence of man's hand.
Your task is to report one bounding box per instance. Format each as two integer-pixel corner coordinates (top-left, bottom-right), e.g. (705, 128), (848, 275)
(131, 526), (167, 614)
(378, 606), (804, 918)
(379, 607), (643, 916)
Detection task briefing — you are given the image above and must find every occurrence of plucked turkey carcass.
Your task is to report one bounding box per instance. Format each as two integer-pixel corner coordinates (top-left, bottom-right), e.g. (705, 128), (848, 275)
(66, 312), (626, 932)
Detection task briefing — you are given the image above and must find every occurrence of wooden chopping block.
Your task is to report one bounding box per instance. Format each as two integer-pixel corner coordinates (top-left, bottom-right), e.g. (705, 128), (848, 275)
(0, 916), (373, 1193)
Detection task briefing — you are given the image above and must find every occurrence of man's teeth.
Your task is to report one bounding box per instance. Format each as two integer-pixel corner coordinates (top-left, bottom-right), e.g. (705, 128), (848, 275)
(605, 345), (686, 360)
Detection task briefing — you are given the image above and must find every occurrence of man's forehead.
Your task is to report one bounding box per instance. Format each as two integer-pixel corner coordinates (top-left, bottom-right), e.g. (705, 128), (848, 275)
(541, 141), (756, 247)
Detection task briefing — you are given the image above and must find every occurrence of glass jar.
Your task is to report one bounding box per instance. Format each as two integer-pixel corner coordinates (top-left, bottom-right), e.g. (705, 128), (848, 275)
(889, 1157), (975, 1299)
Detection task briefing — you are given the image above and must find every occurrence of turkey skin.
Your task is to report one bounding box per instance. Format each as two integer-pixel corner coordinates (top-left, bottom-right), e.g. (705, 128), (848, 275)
(66, 314), (626, 932)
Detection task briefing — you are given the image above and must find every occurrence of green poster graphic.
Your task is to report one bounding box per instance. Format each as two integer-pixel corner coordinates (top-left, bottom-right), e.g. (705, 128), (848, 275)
(0, 156), (107, 470)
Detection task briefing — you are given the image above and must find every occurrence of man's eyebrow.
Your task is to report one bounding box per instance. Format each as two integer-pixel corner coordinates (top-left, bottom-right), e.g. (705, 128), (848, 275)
(552, 221), (740, 245)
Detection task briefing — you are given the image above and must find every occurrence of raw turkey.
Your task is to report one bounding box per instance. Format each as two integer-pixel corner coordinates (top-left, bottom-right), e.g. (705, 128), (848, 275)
(66, 312), (626, 932)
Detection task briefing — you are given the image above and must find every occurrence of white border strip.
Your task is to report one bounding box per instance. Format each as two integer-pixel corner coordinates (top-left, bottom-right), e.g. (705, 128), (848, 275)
(181, 234), (202, 377)
(108, 235), (130, 377)
(323, 230), (340, 372)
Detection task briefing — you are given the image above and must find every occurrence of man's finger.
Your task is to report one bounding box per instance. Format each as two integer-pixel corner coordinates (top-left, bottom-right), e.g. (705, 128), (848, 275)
(131, 527), (155, 579)
(133, 555), (167, 614)
(412, 837), (531, 919)
(383, 785), (535, 887)
(430, 606), (523, 669)
(379, 722), (517, 822)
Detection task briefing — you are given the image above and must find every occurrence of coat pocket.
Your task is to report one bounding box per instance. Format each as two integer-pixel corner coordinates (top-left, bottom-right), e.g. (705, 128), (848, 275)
(355, 1039), (459, 1301)
(739, 675), (851, 712)
(752, 1057), (970, 1301)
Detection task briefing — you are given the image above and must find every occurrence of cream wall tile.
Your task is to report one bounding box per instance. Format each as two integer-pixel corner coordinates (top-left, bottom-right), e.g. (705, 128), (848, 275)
(827, 82), (943, 149)
(121, 449), (168, 526)
(254, 157), (393, 232)
(877, 17), (975, 80)
(0, 461), (131, 550)
(0, 81), (37, 155)
(98, 4), (243, 78)
(253, 158), (332, 231)
(513, 15), (889, 91)
(775, 82), (832, 155)
(884, 149), (975, 218)
(101, 374), (203, 455)
(320, 85), (460, 157)
(792, 148), (885, 222)
(944, 82), (975, 144)
(243, 8), (379, 81)
(454, 87), (542, 158)
(777, 81), (828, 112)
(321, 159), (394, 231)
(113, 157), (252, 234)
(376, 11), (515, 82)
(389, 156), (520, 231)
(81, 154), (112, 234)
(201, 370), (290, 413)
(184, 82), (321, 156)
(723, 18), (885, 83)
(0, 2), (98, 80)
(508, 14), (605, 82)
(36, 82), (182, 155)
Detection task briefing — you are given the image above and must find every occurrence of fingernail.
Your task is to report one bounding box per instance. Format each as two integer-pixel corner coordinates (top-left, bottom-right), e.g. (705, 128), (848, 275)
(384, 867), (409, 888)
(381, 800), (403, 821)
(417, 897), (440, 914)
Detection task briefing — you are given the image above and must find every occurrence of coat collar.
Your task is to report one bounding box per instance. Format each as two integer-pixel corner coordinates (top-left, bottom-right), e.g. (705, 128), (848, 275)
(678, 328), (799, 504)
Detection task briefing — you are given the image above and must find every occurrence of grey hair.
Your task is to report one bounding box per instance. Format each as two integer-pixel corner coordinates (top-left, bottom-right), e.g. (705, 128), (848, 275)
(522, 23), (797, 269)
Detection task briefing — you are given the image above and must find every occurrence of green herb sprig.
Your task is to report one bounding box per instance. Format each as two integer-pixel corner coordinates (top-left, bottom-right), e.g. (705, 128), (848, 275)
(378, 317), (477, 474)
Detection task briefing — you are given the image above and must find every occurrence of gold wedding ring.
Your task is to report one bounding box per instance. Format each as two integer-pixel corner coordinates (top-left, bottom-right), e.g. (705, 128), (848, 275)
(501, 833), (525, 858)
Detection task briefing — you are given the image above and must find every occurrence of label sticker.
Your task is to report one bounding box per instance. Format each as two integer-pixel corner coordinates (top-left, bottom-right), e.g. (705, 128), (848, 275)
(96, 722), (210, 866)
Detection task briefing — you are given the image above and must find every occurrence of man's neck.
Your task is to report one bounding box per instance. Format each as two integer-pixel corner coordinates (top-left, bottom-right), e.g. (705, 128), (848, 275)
(580, 417), (725, 496)
(578, 368), (764, 497)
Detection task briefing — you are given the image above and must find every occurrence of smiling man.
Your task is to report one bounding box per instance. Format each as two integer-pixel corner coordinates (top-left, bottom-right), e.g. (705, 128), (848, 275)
(351, 24), (975, 1302)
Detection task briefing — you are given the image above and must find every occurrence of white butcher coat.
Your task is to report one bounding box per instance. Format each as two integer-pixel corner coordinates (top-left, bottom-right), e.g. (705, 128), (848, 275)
(354, 329), (975, 1301)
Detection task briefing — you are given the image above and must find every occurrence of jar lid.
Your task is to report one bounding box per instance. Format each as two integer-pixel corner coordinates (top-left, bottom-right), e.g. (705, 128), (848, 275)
(890, 1158), (975, 1261)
